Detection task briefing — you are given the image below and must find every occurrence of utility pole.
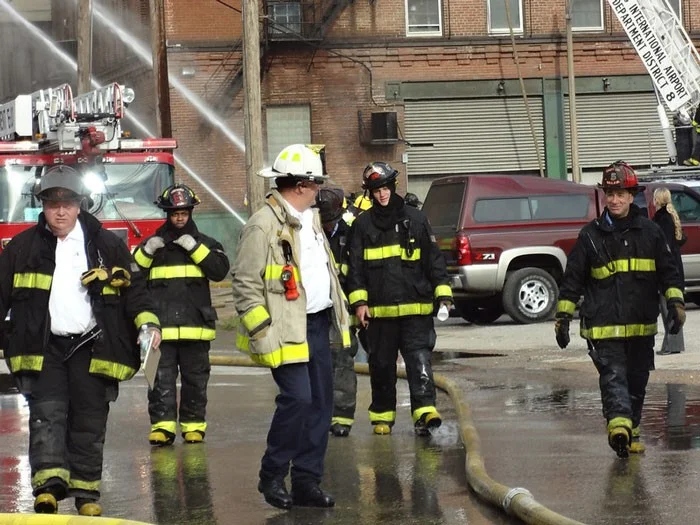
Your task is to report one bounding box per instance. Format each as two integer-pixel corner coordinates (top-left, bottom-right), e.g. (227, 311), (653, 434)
(150, 0), (172, 137)
(242, 0), (265, 214)
(566, 0), (581, 183)
(76, 0), (93, 95)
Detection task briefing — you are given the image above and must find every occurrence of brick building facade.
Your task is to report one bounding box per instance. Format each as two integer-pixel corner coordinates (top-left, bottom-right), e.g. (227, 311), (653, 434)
(1, 0), (699, 248)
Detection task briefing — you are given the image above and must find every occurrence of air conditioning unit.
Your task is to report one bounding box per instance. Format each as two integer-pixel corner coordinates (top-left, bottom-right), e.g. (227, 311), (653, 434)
(370, 111), (398, 143)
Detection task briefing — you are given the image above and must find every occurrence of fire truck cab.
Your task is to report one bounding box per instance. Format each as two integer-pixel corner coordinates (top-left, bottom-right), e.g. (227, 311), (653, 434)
(0, 82), (176, 252)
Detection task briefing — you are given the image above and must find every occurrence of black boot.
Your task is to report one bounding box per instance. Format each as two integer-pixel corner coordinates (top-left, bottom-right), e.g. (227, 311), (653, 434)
(258, 478), (292, 510)
(291, 484), (335, 507)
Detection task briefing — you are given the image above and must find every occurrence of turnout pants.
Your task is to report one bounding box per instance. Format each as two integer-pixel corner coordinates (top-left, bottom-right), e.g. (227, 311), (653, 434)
(588, 336), (654, 429)
(149, 340), (211, 436)
(365, 316), (437, 424)
(260, 309), (333, 489)
(25, 335), (115, 501)
(331, 329), (358, 425)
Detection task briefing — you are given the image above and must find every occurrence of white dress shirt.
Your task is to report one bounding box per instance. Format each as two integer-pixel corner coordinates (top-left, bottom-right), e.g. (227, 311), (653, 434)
(285, 201), (333, 314)
(49, 222), (95, 335)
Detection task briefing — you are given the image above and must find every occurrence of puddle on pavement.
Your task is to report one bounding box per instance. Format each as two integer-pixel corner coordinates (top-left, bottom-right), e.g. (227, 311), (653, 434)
(490, 382), (700, 451)
(434, 351), (506, 361)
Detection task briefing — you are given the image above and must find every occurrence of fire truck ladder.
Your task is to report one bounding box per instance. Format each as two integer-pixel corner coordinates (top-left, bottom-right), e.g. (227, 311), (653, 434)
(0, 83), (126, 151)
(607, 0), (700, 161)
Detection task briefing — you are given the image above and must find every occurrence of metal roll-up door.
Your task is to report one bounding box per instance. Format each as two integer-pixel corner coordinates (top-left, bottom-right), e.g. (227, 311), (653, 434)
(564, 92), (673, 168)
(404, 98), (545, 176)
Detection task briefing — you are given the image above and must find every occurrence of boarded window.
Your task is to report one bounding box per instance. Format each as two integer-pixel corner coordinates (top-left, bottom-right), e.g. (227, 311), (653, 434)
(265, 105), (311, 166)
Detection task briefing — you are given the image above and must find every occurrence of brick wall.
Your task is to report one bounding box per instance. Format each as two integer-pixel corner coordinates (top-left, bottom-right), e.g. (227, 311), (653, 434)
(158, 0), (700, 205)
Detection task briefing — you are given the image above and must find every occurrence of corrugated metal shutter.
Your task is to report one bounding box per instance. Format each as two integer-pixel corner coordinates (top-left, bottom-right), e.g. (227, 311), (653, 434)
(564, 92), (672, 168)
(404, 98), (545, 176)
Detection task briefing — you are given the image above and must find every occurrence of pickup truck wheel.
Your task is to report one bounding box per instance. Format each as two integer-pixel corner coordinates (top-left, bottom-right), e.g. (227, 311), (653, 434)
(502, 268), (558, 324)
(456, 300), (504, 325)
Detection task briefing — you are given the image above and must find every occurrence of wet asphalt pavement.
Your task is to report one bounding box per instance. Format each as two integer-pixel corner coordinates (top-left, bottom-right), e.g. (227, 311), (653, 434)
(2, 309), (700, 524)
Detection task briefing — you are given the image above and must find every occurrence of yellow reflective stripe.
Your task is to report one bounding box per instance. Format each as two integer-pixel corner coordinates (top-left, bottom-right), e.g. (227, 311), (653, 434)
(665, 287), (684, 301)
(580, 323), (657, 339)
(69, 478), (101, 492)
(434, 284), (452, 299)
(101, 286), (119, 295)
(607, 417), (632, 433)
(88, 358), (137, 381)
(412, 405), (438, 424)
(590, 258), (656, 279)
(151, 421), (177, 434)
(149, 265), (205, 280)
(342, 328), (351, 348)
(340, 263), (349, 277)
(161, 326), (216, 341)
(264, 264), (301, 282)
(13, 272), (52, 290)
(369, 303), (434, 318)
(134, 248), (153, 269)
(236, 332), (309, 368)
(348, 289), (368, 304)
(557, 299), (577, 315)
(180, 421), (207, 433)
(134, 311), (160, 328)
(241, 305), (271, 333)
(364, 244), (421, 261)
(8, 354), (43, 373)
(32, 468), (70, 489)
(369, 410), (396, 423)
(332, 416), (354, 426)
(190, 243), (210, 264)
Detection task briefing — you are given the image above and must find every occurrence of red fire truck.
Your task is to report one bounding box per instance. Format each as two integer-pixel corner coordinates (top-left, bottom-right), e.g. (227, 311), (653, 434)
(0, 82), (176, 252)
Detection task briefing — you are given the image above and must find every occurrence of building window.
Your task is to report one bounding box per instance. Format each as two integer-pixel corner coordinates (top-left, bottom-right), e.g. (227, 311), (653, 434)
(488, 0), (522, 35)
(572, 0), (603, 31)
(268, 2), (302, 37)
(406, 0), (442, 36)
(265, 105), (311, 166)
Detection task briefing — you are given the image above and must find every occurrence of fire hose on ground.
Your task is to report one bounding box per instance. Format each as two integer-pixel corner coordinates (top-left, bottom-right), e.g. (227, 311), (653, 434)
(210, 355), (586, 525)
(0, 352), (586, 525)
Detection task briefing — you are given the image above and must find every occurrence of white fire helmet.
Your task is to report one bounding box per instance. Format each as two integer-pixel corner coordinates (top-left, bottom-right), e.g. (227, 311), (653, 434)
(259, 144), (329, 183)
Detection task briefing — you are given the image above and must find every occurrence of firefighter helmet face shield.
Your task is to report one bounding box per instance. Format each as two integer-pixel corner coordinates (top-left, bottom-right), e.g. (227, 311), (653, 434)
(36, 165), (86, 202)
(362, 162), (399, 191)
(259, 144), (329, 183)
(598, 161), (646, 193)
(156, 184), (201, 210)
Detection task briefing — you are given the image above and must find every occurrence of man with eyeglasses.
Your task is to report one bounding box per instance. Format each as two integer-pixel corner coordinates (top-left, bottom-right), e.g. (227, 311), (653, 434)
(231, 144), (351, 510)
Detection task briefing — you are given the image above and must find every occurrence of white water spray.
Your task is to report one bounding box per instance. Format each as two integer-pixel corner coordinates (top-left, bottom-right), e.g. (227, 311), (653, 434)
(92, 2), (246, 152)
(0, 0), (247, 225)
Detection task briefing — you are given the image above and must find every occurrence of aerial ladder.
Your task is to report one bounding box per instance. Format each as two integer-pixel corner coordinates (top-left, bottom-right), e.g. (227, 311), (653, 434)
(607, 0), (700, 168)
(0, 83), (134, 153)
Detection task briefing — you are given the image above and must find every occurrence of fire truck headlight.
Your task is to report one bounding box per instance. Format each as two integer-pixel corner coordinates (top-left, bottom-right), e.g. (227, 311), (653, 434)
(122, 87), (136, 106)
(83, 171), (106, 194)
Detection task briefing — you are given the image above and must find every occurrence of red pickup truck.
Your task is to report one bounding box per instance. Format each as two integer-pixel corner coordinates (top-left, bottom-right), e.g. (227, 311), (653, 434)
(422, 175), (700, 324)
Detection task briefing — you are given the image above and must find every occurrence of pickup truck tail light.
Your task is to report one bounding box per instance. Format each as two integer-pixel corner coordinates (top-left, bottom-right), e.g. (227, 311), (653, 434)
(454, 232), (472, 266)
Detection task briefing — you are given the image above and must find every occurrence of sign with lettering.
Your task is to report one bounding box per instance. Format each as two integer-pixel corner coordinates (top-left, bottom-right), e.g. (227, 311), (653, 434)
(607, 0), (691, 111)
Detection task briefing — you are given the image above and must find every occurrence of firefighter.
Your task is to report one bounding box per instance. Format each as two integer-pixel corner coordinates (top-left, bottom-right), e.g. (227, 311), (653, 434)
(133, 184), (230, 446)
(404, 192), (422, 209)
(555, 161), (685, 458)
(232, 144), (350, 510)
(346, 162), (453, 436)
(0, 165), (160, 516)
(316, 186), (358, 437)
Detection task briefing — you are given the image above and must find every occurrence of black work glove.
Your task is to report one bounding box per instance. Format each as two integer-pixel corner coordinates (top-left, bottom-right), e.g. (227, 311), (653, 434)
(667, 302), (686, 335)
(554, 314), (571, 349)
